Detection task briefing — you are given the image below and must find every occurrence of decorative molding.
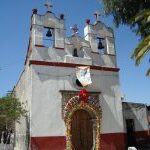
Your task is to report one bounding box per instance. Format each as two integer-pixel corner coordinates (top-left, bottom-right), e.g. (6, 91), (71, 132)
(54, 47), (65, 50)
(61, 91), (102, 150)
(35, 44), (45, 47)
(29, 60), (120, 72)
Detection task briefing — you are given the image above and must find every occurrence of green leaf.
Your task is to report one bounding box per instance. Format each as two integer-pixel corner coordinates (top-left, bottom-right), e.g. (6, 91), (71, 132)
(131, 35), (150, 65)
(0, 95), (27, 130)
(146, 68), (150, 76)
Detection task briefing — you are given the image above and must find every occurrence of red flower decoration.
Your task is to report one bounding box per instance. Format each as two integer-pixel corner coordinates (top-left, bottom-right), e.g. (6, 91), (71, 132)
(79, 89), (89, 103)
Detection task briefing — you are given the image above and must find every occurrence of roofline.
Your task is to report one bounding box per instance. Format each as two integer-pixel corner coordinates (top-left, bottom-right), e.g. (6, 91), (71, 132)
(122, 101), (147, 106)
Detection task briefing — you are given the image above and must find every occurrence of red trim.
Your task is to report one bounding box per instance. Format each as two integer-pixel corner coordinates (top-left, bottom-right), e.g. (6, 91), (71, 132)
(31, 134), (125, 150)
(31, 136), (66, 150)
(91, 51), (99, 54)
(101, 133), (126, 150)
(35, 44), (45, 47)
(30, 132), (150, 150)
(65, 43), (73, 45)
(135, 131), (150, 147)
(54, 47), (64, 50)
(135, 130), (150, 137)
(35, 45), (64, 50)
(29, 60), (120, 72)
(107, 54), (116, 56)
(91, 52), (116, 56)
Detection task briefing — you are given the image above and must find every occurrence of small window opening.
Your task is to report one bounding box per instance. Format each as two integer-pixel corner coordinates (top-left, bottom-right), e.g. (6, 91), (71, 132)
(97, 37), (105, 54)
(76, 79), (83, 87)
(43, 27), (54, 47)
(73, 48), (78, 57)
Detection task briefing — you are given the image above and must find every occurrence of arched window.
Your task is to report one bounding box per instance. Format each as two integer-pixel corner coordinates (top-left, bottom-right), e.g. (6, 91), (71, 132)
(43, 27), (54, 47)
(97, 37), (105, 54)
(73, 48), (78, 57)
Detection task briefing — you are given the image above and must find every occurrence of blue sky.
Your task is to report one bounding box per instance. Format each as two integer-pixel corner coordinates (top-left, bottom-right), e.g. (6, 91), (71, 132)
(0, 0), (149, 104)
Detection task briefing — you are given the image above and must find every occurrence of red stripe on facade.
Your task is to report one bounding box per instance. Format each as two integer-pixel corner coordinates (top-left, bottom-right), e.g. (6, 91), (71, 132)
(29, 60), (120, 72)
(35, 44), (45, 47)
(101, 133), (126, 150)
(35, 45), (64, 50)
(30, 131), (150, 150)
(91, 52), (99, 54)
(91, 52), (116, 56)
(31, 133), (125, 150)
(31, 136), (66, 150)
(107, 54), (116, 56)
(135, 130), (150, 137)
(54, 47), (65, 50)
(134, 131), (150, 147)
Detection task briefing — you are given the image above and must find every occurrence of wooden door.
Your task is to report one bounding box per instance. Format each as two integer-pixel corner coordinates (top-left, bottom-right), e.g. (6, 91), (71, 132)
(71, 110), (93, 150)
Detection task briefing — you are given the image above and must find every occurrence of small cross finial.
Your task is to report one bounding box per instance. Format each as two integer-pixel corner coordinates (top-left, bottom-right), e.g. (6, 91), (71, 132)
(94, 10), (101, 22)
(71, 24), (79, 34)
(44, 0), (53, 12)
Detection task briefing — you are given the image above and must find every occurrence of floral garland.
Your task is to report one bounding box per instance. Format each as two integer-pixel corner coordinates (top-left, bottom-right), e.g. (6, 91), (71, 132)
(64, 91), (102, 150)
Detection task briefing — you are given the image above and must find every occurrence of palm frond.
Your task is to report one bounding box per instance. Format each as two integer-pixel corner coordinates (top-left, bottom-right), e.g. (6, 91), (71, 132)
(131, 35), (150, 65)
(146, 68), (150, 76)
(131, 9), (150, 23)
(130, 9), (150, 37)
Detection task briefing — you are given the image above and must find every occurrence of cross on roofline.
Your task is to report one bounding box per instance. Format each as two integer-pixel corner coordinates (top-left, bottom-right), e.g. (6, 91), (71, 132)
(44, 0), (53, 12)
(71, 24), (79, 34)
(94, 10), (101, 21)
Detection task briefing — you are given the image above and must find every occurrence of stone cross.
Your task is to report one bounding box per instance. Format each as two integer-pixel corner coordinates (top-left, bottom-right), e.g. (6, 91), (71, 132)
(94, 10), (101, 21)
(44, 0), (53, 12)
(71, 24), (79, 34)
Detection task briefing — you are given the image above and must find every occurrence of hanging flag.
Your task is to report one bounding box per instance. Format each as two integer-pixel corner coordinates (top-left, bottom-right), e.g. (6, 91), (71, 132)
(76, 66), (92, 87)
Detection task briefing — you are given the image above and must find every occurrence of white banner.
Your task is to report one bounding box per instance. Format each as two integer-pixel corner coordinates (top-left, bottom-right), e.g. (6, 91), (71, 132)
(76, 66), (92, 87)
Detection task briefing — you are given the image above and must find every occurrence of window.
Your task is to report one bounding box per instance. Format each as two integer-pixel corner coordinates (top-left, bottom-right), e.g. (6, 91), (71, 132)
(73, 48), (78, 57)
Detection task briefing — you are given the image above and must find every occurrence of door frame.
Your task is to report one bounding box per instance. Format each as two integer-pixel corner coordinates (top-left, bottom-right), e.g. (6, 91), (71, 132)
(64, 95), (102, 150)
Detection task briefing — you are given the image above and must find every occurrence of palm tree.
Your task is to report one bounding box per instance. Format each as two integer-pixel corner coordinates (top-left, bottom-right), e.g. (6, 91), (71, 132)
(131, 9), (150, 76)
(102, 0), (150, 76)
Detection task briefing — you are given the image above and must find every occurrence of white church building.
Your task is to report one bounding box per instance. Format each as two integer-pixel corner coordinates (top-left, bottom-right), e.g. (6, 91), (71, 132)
(14, 3), (149, 150)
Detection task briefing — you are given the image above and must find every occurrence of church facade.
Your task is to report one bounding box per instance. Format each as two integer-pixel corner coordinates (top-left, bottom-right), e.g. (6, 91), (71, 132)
(14, 3), (149, 150)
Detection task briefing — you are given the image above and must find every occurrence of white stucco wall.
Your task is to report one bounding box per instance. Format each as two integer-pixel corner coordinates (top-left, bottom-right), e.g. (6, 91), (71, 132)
(30, 65), (124, 137)
(14, 63), (32, 150)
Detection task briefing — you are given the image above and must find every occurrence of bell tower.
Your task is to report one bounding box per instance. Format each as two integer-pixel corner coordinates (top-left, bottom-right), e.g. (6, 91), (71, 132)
(31, 1), (65, 49)
(84, 11), (116, 55)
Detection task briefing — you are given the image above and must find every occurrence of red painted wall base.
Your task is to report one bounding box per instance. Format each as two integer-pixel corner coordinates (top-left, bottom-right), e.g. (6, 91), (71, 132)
(101, 133), (126, 150)
(31, 131), (149, 150)
(31, 136), (66, 150)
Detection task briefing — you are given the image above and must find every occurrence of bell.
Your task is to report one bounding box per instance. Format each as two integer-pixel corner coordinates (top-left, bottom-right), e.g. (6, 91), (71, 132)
(98, 40), (104, 49)
(46, 29), (52, 37)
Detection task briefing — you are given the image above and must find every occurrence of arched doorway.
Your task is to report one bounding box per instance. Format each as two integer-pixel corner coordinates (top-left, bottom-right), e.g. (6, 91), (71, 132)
(64, 95), (102, 150)
(71, 110), (93, 150)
